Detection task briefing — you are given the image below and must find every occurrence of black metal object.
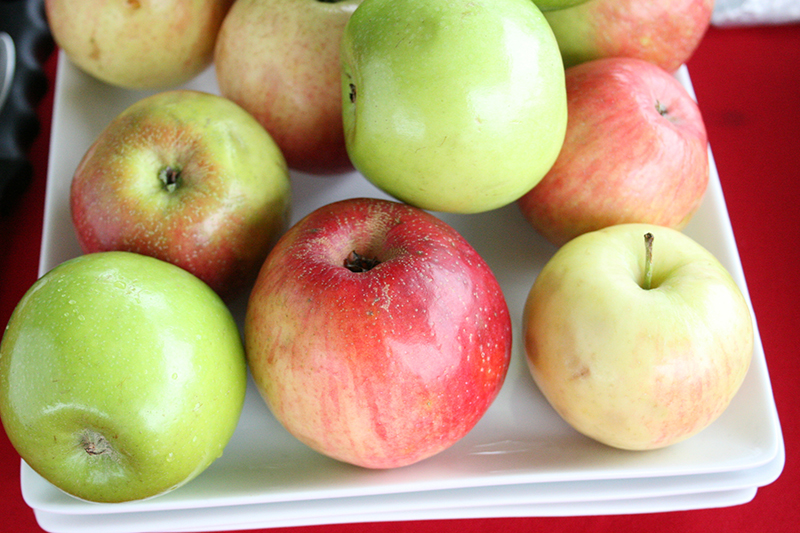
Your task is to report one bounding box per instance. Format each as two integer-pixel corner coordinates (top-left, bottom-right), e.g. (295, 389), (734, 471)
(0, 0), (54, 214)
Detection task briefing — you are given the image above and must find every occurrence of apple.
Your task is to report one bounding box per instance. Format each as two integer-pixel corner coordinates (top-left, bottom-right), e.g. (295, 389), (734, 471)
(523, 224), (754, 450)
(518, 57), (709, 247)
(0, 251), (248, 503)
(70, 89), (292, 301)
(244, 197), (512, 468)
(341, 0), (567, 214)
(543, 0), (715, 72)
(533, 0), (591, 11)
(45, 0), (234, 90)
(214, 0), (362, 175)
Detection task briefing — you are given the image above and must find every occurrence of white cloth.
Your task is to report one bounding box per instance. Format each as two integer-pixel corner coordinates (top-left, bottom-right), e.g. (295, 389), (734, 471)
(712, 0), (800, 26)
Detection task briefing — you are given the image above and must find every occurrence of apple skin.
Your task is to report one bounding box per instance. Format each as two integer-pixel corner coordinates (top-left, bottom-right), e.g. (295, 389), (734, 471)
(44, 0), (234, 90)
(0, 252), (247, 503)
(70, 90), (292, 301)
(244, 197), (512, 468)
(543, 0), (715, 72)
(533, 0), (591, 10)
(214, 0), (362, 175)
(341, 0), (567, 214)
(523, 224), (754, 450)
(518, 57), (709, 247)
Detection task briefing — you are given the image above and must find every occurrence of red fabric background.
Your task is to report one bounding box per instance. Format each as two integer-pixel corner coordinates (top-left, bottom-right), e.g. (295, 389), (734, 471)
(1, 22), (798, 533)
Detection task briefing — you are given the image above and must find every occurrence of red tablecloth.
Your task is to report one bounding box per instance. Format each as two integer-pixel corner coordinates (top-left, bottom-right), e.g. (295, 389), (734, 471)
(1, 23), (798, 533)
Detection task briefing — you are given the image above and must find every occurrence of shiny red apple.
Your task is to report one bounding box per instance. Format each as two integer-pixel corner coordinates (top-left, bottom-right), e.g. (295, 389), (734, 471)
(244, 197), (512, 469)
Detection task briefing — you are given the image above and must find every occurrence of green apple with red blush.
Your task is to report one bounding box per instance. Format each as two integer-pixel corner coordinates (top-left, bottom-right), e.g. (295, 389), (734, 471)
(45, 0), (235, 89)
(215, 0), (363, 174)
(543, 0), (715, 72)
(69, 89), (292, 301)
(244, 197), (512, 468)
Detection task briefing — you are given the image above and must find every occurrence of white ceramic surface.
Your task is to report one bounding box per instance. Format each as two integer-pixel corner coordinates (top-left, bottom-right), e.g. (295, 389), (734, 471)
(24, 437), (784, 533)
(21, 53), (784, 529)
(31, 489), (760, 533)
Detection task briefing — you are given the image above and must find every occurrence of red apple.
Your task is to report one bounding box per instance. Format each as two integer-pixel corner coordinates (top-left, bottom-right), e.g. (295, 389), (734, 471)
(543, 0), (714, 73)
(244, 197), (512, 469)
(214, 0), (362, 175)
(70, 90), (292, 300)
(518, 57), (709, 247)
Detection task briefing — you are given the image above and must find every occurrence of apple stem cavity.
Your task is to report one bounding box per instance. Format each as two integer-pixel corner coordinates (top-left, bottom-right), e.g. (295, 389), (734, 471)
(643, 232), (654, 290)
(159, 166), (182, 193)
(655, 100), (668, 117)
(345, 250), (380, 273)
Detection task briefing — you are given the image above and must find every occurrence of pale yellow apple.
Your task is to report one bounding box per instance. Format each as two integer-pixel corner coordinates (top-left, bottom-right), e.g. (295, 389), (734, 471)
(45, 0), (234, 89)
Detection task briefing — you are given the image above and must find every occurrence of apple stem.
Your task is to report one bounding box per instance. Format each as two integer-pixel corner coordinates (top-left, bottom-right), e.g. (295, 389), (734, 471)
(655, 100), (668, 117)
(643, 232), (654, 290)
(344, 250), (380, 272)
(159, 166), (181, 193)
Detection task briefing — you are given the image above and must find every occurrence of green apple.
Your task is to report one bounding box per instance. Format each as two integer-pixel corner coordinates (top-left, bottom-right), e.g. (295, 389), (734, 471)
(523, 224), (753, 450)
(0, 252), (247, 503)
(341, 0), (567, 214)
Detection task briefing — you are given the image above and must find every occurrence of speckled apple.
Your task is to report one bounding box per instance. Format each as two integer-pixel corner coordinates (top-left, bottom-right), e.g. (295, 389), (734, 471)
(245, 197), (512, 468)
(215, 0), (362, 175)
(0, 252), (247, 503)
(518, 57), (709, 247)
(70, 90), (292, 301)
(45, 0), (234, 89)
(543, 0), (715, 72)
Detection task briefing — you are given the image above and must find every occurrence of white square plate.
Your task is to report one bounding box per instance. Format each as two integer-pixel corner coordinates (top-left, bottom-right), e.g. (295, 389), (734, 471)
(25, 436), (784, 532)
(29, 489), (761, 533)
(22, 53), (783, 523)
